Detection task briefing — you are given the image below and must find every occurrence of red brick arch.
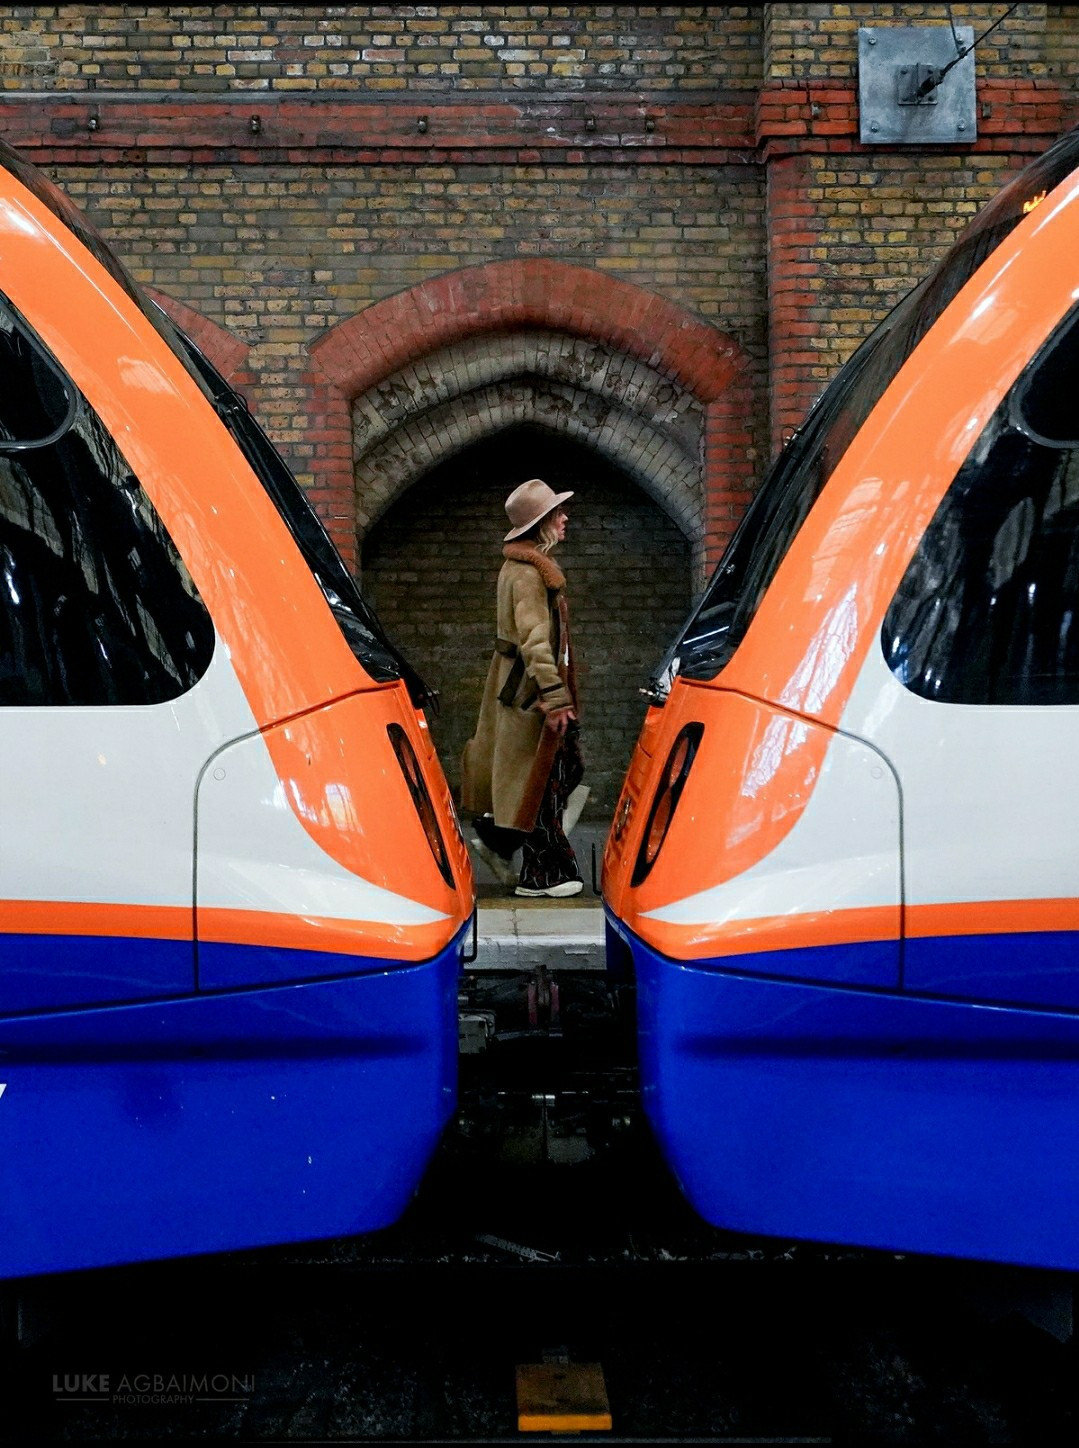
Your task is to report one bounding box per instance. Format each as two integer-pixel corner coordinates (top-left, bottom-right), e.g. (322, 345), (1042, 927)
(307, 259), (756, 571)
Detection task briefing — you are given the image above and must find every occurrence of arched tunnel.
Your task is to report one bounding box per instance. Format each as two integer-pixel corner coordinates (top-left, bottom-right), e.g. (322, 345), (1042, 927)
(362, 423), (692, 820)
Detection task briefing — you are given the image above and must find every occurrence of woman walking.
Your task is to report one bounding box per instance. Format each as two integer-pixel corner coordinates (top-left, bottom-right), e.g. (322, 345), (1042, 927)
(461, 478), (585, 898)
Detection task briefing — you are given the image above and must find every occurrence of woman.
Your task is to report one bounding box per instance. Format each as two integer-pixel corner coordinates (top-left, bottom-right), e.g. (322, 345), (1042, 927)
(461, 477), (585, 898)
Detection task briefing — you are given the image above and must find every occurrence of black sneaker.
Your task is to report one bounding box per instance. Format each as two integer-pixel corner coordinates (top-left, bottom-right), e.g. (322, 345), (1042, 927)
(470, 815), (523, 886)
(514, 879), (584, 898)
(472, 814), (523, 861)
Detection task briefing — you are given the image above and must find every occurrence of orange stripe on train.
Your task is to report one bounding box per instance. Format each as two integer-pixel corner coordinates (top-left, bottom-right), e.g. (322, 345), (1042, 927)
(638, 904), (897, 961)
(905, 899), (1079, 940)
(636, 898), (1079, 964)
(0, 899), (451, 963)
(198, 907), (452, 962)
(0, 900), (191, 941)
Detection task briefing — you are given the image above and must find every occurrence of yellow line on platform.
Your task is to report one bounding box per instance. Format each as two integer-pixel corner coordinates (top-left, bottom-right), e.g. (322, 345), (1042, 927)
(516, 1361), (612, 1433)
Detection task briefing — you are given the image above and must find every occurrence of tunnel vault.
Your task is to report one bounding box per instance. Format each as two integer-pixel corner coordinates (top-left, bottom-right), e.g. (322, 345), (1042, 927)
(351, 332), (704, 552)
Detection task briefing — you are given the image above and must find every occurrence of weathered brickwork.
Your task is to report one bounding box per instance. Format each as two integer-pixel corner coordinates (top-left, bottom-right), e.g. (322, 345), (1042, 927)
(760, 3), (1068, 442)
(56, 161), (765, 331)
(54, 160), (767, 570)
(1047, 5), (1079, 78)
(351, 333), (705, 543)
(767, 148), (1025, 447)
(766, 4), (1049, 82)
(2, 3), (1078, 816)
(0, 5), (762, 94)
(311, 254), (755, 582)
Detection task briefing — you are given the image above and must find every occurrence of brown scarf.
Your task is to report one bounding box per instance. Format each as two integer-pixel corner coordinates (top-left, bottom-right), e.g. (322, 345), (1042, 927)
(502, 542), (565, 592)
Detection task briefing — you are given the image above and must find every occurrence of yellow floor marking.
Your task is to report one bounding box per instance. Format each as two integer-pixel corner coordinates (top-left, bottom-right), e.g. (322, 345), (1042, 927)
(515, 1361), (612, 1433)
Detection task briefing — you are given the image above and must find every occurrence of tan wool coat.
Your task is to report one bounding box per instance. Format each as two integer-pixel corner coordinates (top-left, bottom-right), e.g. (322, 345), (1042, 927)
(461, 543), (576, 833)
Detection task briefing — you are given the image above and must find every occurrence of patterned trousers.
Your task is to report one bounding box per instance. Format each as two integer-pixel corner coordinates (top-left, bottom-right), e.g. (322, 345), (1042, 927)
(518, 726), (584, 891)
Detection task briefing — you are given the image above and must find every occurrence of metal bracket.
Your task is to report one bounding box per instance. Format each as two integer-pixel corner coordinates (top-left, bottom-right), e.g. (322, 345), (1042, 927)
(858, 26), (976, 145)
(897, 63), (940, 106)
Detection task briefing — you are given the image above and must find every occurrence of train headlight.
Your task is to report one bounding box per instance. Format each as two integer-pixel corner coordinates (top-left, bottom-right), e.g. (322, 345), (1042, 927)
(387, 723), (455, 889)
(631, 723), (704, 886)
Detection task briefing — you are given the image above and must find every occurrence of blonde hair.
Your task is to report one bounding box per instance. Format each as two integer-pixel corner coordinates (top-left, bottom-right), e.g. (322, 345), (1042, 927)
(534, 513), (560, 554)
(518, 513), (561, 554)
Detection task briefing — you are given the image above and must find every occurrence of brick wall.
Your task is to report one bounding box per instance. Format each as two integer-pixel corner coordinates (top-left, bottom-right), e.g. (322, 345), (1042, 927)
(1047, 5), (1079, 77)
(54, 159), (766, 465)
(0, 5), (762, 93)
(760, 2), (1068, 446)
(350, 331), (705, 543)
(766, 148), (1024, 448)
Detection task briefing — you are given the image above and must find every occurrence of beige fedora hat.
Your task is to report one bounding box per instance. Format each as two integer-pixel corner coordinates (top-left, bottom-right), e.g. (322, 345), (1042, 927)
(504, 478), (574, 541)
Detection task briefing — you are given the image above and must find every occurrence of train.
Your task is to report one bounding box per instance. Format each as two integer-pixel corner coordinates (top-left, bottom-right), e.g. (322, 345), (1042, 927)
(603, 124), (1079, 1271)
(0, 140), (473, 1278)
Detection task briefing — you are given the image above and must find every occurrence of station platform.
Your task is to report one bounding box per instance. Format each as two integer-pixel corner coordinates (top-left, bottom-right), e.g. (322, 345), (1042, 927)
(468, 821), (607, 972)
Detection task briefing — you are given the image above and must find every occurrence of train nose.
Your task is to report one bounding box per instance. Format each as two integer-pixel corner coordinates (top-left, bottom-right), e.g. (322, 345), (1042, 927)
(195, 688), (471, 991)
(606, 687), (902, 991)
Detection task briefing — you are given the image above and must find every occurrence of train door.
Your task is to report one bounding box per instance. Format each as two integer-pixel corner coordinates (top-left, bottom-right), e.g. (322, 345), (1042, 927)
(875, 301), (1079, 1010)
(0, 290), (215, 1015)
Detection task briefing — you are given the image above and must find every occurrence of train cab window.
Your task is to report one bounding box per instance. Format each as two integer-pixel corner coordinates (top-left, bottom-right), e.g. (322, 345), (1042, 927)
(0, 294), (214, 707)
(1011, 312), (1079, 448)
(884, 303), (1079, 706)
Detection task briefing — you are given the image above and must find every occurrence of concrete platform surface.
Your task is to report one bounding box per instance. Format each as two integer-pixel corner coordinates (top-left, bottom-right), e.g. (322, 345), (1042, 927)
(467, 821), (608, 971)
(473, 901), (605, 971)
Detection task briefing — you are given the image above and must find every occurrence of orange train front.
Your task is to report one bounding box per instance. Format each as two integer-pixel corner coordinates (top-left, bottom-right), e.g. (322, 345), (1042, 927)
(0, 141), (473, 1277)
(604, 125), (1079, 1270)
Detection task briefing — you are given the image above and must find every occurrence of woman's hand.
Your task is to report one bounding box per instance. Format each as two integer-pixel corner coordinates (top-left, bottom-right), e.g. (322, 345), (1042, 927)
(542, 705), (577, 737)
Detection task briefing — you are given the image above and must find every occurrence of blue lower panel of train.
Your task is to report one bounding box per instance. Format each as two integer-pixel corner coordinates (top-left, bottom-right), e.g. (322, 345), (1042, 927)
(616, 918), (1079, 1270)
(0, 932), (463, 1279)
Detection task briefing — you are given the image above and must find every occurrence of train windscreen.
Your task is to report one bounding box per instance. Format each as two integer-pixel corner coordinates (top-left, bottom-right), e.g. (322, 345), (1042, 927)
(659, 124), (1079, 693)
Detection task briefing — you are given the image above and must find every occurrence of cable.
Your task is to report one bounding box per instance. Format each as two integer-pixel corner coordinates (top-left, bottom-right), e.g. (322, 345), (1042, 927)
(918, 2), (1022, 97)
(945, 4), (962, 55)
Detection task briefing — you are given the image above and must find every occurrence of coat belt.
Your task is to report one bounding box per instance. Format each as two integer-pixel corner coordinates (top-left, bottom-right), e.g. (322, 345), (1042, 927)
(494, 637), (544, 710)
(495, 638), (526, 707)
